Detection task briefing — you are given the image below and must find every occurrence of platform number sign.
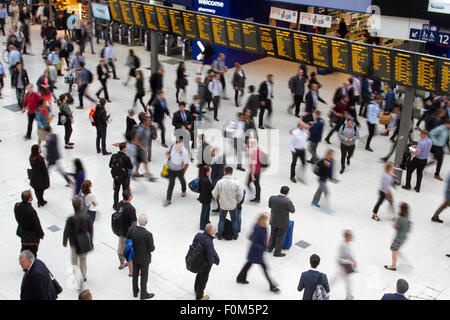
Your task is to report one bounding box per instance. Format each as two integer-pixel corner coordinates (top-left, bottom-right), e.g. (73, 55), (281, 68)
(437, 33), (450, 47)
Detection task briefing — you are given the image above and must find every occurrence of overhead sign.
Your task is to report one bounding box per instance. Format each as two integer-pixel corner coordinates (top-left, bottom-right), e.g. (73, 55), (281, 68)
(421, 24), (439, 42)
(269, 7), (298, 24)
(299, 12), (332, 28)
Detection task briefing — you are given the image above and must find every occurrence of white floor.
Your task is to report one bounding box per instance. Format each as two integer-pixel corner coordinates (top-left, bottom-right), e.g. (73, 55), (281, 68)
(0, 25), (449, 300)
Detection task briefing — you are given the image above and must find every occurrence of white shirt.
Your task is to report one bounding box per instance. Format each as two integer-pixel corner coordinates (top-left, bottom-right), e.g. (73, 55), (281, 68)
(208, 79), (223, 97)
(84, 193), (97, 211)
(167, 144), (190, 171)
(266, 81), (272, 99)
(103, 45), (115, 60)
(352, 77), (361, 96)
(289, 128), (309, 152)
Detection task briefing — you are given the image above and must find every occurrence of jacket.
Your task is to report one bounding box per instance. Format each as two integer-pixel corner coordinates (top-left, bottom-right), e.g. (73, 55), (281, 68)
(193, 232), (220, 267)
(96, 63), (110, 81)
(12, 68), (30, 87)
(45, 133), (60, 164)
(317, 158), (333, 182)
(22, 92), (42, 114)
(429, 124), (449, 147)
(36, 76), (54, 95)
(62, 211), (94, 248)
(289, 75), (305, 96)
(384, 90), (395, 111)
(136, 78), (145, 96)
(258, 81), (273, 101)
(197, 82), (208, 105)
(20, 259), (57, 300)
(232, 70), (246, 89)
(116, 201), (137, 236)
(35, 109), (49, 129)
(305, 90), (325, 114)
(338, 123), (360, 146)
(172, 110), (194, 129)
(29, 156), (49, 191)
(109, 151), (133, 181)
(127, 225), (155, 265)
(247, 224), (268, 264)
(381, 293), (408, 300)
(297, 270), (330, 300)
(152, 98), (170, 122)
(149, 72), (163, 91)
(93, 105), (109, 129)
(198, 175), (214, 205)
(245, 94), (259, 118)
(212, 175), (243, 210)
(268, 195), (295, 228)
(309, 117), (324, 143)
(14, 202), (44, 242)
(211, 154), (225, 186)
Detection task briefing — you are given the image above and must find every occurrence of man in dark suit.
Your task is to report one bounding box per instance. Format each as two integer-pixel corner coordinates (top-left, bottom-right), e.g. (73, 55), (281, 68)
(172, 102), (194, 150)
(297, 254), (330, 300)
(332, 81), (350, 105)
(152, 90), (171, 147)
(19, 250), (57, 300)
(381, 279), (409, 300)
(93, 98), (111, 155)
(244, 85), (259, 119)
(147, 66), (164, 108)
(268, 186), (295, 257)
(258, 74), (274, 129)
(288, 68), (306, 118)
(127, 214), (155, 300)
(14, 190), (44, 257)
(304, 82), (327, 123)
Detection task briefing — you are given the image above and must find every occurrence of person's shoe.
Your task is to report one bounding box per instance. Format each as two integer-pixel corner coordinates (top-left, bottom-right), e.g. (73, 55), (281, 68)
(200, 295), (210, 300)
(259, 126), (265, 130)
(24, 135), (31, 140)
(267, 247), (273, 253)
(380, 132), (389, 136)
(311, 202), (320, 208)
(118, 262), (127, 270)
(270, 287), (280, 293)
(237, 166), (245, 171)
(435, 175), (443, 181)
(295, 114), (300, 118)
(233, 235), (238, 240)
(290, 177), (297, 183)
(107, 99), (112, 103)
(380, 157), (387, 163)
(76, 106), (83, 109)
(402, 185), (411, 191)
(307, 159), (316, 164)
(249, 198), (260, 204)
(390, 138), (395, 143)
(236, 279), (249, 284)
(340, 168), (345, 174)
(214, 118), (219, 122)
(347, 158), (350, 166)
(141, 293), (154, 300)
(134, 173), (144, 178)
(431, 216), (444, 223)
(65, 145), (73, 149)
(68, 142), (74, 146)
(414, 187), (420, 193)
(324, 138), (331, 144)
(113, 77), (120, 80)
(149, 175), (158, 182)
(365, 146), (373, 152)
(162, 143), (168, 148)
(384, 265), (396, 271)
(95, 92), (100, 99)
(274, 253), (286, 257)
(216, 234), (222, 240)
(164, 200), (171, 207)
(103, 151), (112, 155)
(181, 192), (187, 197)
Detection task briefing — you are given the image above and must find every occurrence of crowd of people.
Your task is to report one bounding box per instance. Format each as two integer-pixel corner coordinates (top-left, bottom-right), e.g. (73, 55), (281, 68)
(2, 2), (449, 301)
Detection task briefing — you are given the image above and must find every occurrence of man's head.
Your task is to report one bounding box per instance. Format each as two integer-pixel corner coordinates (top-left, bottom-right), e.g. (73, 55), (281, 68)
(224, 166), (233, 176)
(396, 279), (409, 295)
(267, 74), (273, 82)
(72, 197), (83, 213)
(374, 94), (383, 104)
(123, 189), (133, 202)
(248, 85), (255, 93)
(298, 121), (305, 129)
(346, 117), (353, 127)
(193, 95), (200, 103)
(138, 214), (148, 227)
(79, 61), (85, 69)
(343, 229), (353, 242)
(19, 250), (35, 271)
(280, 186), (289, 195)
(313, 109), (321, 119)
(195, 76), (201, 84)
(26, 84), (33, 94)
(325, 149), (334, 160)
(214, 72), (221, 80)
(176, 135), (184, 146)
(75, 51), (81, 58)
(99, 98), (106, 107)
(420, 129), (428, 140)
(343, 80), (350, 89)
(311, 82), (319, 91)
(15, 62), (22, 70)
(119, 142), (127, 152)
(156, 90), (164, 99)
(178, 101), (186, 111)
(219, 53), (225, 61)
(204, 223), (216, 236)
(159, 66), (165, 75)
(298, 68), (304, 77)
(310, 254), (320, 268)
(21, 190), (33, 203)
(78, 289), (93, 300)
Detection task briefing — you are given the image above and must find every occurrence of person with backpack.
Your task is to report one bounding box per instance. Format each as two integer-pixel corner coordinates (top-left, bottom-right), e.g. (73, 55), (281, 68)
(110, 142), (133, 210)
(190, 223), (220, 300)
(311, 149), (338, 209)
(236, 213), (280, 293)
(62, 197), (94, 283)
(297, 254), (330, 300)
(114, 189), (137, 275)
(337, 117), (360, 174)
(164, 136), (190, 207)
(93, 98), (111, 155)
(75, 61), (96, 110)
(123, 49), (139, 86)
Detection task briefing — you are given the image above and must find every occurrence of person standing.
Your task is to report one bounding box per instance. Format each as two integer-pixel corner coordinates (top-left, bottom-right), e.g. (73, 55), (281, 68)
(110, 142), (133, 210)
(147, 66), (164, 108)
(199, 165), (214, 231)
(29, 144), (49, 207)
(336, 229), (357, 300)
(402, 130), (432, 193)
(83, 21), (95, 54)
(116, 190), (137, 276)
(14, 190), (44, 257)
(212, 53), (228, 99)
(62, 197), (94, 283)
(431, 173), (450, 223)
(127, 214), (155, 300)
(371, 162), (396, 222)
(288, 68), (306, 118)
(384, 203), (411, 271)
(22, 84), (41, 140)
(303, 82), (327, 124)
(297, 254), (330, 300)
(208, 72), (223, 122)
(236, 213), (280, 292)
(96, 58), (110, 102)
(35, 99), (50, 146)
(429, 119), (450, 181)
(164, 136), (190, 206)
(200, 41), (215, 73)
(103, 40), (119, 80)
(365, 95), (382, 152)
(81, 180), (97, 223)
(133, 114), (156, 181)
(258, 74), (274, 129)
(93, 98), (111, 155)
(289, 121), (309, 183)
(11, 61), (29, 107)
(311, 149), (337, 208)
(191, 223), (220, 300)
(175, 61), (187, 103)
(196, 76), (209, 122)
(338, 117), (360, 174)
(232, 62), (246, 107)
(19, 250), (57, 300)
(381, 279), (409, 300)
(307, 110), (324, 164)
(57, 94), (74, 149)
(247, 138), (263, 203)
(347, 78), (360, 127)
(268, 186), (295, 257)
(172, 102), (194, 150)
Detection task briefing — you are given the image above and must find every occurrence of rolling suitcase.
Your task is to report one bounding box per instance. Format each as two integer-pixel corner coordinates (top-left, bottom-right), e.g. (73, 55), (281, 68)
(283, 220), (294, 249)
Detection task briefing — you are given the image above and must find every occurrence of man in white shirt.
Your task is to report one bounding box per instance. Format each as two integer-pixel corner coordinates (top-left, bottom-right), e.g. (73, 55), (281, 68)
(208, 73), (223, 121)
(289, 121), (309, 183)
(103, 41), (119, 80)
(230, 113), (246, 171)
(8, 44), (21, 83)
(164, 136), (190, 207)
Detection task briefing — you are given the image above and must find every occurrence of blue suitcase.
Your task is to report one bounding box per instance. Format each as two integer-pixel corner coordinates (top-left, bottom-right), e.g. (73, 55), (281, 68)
(283, 220), (294, 249)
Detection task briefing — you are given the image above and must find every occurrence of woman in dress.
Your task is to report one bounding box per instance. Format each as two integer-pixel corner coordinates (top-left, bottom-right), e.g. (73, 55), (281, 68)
(81, 180), (98, 223)
(385, 202), (411, 271)
(29, 144), (50, 207)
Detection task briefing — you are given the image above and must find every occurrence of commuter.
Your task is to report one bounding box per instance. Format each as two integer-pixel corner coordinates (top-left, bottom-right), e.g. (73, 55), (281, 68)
(110, 142), (133, 210)
(96, 58), (110, 102)
(338, 117), (360, 174)
(147, 66), (164, 108)
(385, 203), (411, 271)
(83, 21), (95, 54)
(9, 1), (20, 27)
(247, 138), (262, 203)
(236, 213), (279, 293)
(324, 93), (349, 144)
(431, 173), (450, 223)
(288, 68), (306, 118)
(125, 109), (137, 142)
(365, 95), (382, 152)
(11, 61), (29, 107)
(68, 158), (85, 196)
(103, 40), (119, 80)
(57, 93), (74, 149)
(22, 84), (41, 140)
(81, 180), (98, 223)
(36, 68), (54, 111)
(307, 110), (324, 164)
(381, 279), (409, 300)
(164, 136), (190, 207)
(190, 95), (201, 123)
(347, 78), (360, 127)
(75, 61), (96, 109)
(244, 85), (259, 119)
(29, 144), (49, 207)
(303, 81), (327, 124)
(232, 62), (246, 107)
(199, 41), (215, 73)
(116, 190), (137, 274)
(44, 126), (72, 186)
(195, 76), (208, 122)
(336, 229), (357, 300)
(429, 119), (450, 181)
(14, 190), (44, 257)
(258, 74), (274, 129)
(297, 254), (330, 300)
(311, 149), (337, 209)
(133, 69), (145, 111)
(212, 53), (228, 99)
(172, 102), (194, 150)
(199, 165), (214, 231)
(371, 162), (395, 222)
(208, 72), (223, 122)
(289, 121), (309, 183)
(93, 98), (111, 155)
(123, 49), (139, 86)
(35, 99), (50, 146)
(152, 90), (171, 147)
(210, 147), (225, 187)
(133, 114), (156, 181)
(0, 61), (4, 98)
(78, 289), (93, 300)
(0, 4), (6, 36)
(175, 61), (187, 103)
(359, 76), (372, 117)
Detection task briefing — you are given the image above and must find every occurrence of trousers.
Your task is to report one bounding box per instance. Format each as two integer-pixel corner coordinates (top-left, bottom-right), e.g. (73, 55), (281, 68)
(194, 265), (211, 300)
(132, 261), (150, 298)
(166, 169), (186, 200)
(312, 181), (328, 204)
(25, 113), (35, 138)
(340, 144), (355, 169)
(269, 225), (287, 255)
(404, 157), (427, 191)
(96, 126), (107, 153)
(237, 261), (275, 288)
(71, 246), (87, 280)
(113, 178), (130, 210)
(290, 149), (306, 178)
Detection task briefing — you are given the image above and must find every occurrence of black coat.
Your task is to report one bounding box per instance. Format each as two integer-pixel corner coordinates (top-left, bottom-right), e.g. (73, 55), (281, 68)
(244, 94), (259, 117)
(258, 81), (273, 102)
(268, 195), (295, 229)
(172, 110), (193, 129)
(127, 226), (155, 265)
(29, 156), (49, 191)
(152, 98), (170, 122)
(305, 90), (325, 114)
(198, 176), (214, 205)
(109, 151), (133, 181)
(12, 69), (30, 88)
(62, 211), (94, 248)
(93, 105), (109, 129)
(36, 76), (55, 95)
(317, 158), (334, 182)
(193, 232), (220, 267)
(232, 70), (246, 89)
(288, 75), (306, 96)
(96, 64), (110, 81)
(116, 201), (137, 236)
(20, 259), (57, 300)
(149, 72), (163, 92)
(14, 202), (44, 242)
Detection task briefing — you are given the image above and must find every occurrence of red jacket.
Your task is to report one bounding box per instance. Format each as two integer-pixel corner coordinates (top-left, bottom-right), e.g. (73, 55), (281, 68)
(22, 92), (41, 114)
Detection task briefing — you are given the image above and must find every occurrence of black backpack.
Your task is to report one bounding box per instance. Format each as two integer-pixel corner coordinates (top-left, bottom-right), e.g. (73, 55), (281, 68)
(110, 153), (125, 181)
(223, 219), (233, 240)
(87, 69), (93, 83)
(185, 240), (205, 273)
(111, 205), (126, 236)
(134, 56), (140, 69)
(100, 47), (105, 58)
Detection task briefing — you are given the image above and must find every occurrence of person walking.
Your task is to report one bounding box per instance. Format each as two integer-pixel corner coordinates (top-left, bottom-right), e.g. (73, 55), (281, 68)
(29, 144), (49, 207)
(324, 93), (349, 144)
(93, 98), (111, 155)
(175, 61), (187, 103)
(127, 214), (155, 300)
(22, 84), (41, 140)
(268, 186), (295, 257)
(338, 117), (360, 174)
(164, 136), (190, 206)
(402, 130), (432, 193)
(0, 4), (7, 36)
(11, 61), (29, 107)
(147, 66), (164, 108)
(236, 213), (280, 293)
(429, 119), (450, 181)
(44, 126), (72, 187)
(212, 167), (243, 240)
(289, 121), (309, 183)
(297, 254), (330, 300)
(14, 190), (44, 257)
(384, 202), (411, 271)
(191, 223), (220, 300)
(133, 114), (156, 181)
(258, 74), (274, 129)
(307, 110), (324, 164)
(212, 53), (228, 99)
(244, 85), (259, 119)
(123, 49), (139, 86)
(199, 165), (214, 231)
(172, 102), (194, 150)
(247, 138), (263, 203)
(288, 68), (306, 117)
(96, 58), (110, 102)
(365, 95), (382, 152)
(36, 69), (54, 112)
(133, 69), (145, 111)
(103, 40), (119, 80)
(75, 61), (96, 110)
(0, 61), (5, 98)
(381, 279), (409, 300)
(152, 90), (171, 147)
(208, 72), (223, 122)
(196, 76), (209, 123)
(81, 180), (97, 223)
(68, 158), (85, 196)
(232, 62), (246, 107)
(303, 82), (327, 123)
(110, 142), (133, 210)
(311, 149), (337, 209)
(336, 229), (357, 300)
(371, 162), (396, 222)
(199, 41), (215, 73)
(57, 93), (74, 149)
(62, 197), (94, 283)
(431, 173), (450, 223)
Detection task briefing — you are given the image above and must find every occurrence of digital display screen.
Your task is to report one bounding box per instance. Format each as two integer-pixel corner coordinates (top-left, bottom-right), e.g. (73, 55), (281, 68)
(130, 2), (145, 28)
(91, 3), (110, 21)
(428, 0), (450, 14)
(108, 0), (123, 23)
(119, 0), (134, 26)
(226, 20), (244, 50)
(292, 32), (311, 64)
(371, 47), (392, 82)
(182, 11), (198, 39)
(155, 6), (171, 33)
(211, 17), (228, 47)
(242, 23), (259, 53)
(143, 4), (159, 31)
(351, 43), (370, 76)
(259, 26), (276, 56)
(168, 9), (184, 36)
(415, 55), (438, 92)
(311, 35), (330, 68)
(393, 50), (414, 87)
(275, 29), (293, 60)
(330, 39), (350, 73)
(197, 14), (213, 42)
(439, 59), (450, 94)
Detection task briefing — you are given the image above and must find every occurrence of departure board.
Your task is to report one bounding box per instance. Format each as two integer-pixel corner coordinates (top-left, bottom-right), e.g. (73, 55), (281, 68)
(143, 4), (158, 31)
(130, 2), (145, 28)
(275, 29), (293, 60)
(109, 0), (122, 23)
(351, 43), (370, 76)
(330, 39), (350, 73)
(311, 35), (330, 68)
(168, 9), (184, 35)
(415, 55), (438, 92)
(226, 20), (244, 50)
(119, 0), (134, 25)
(439, 60), (450, 95)
(393, 50), (414, 87)
(259, 26), (276, 56)
(197, 14), (213, 42)
(182, 11), (198, 39)
(155, 6), (170, 33)
(371, 47), (392, 82)
(211, 17), (228, 47)
(292, 32), (311, 64)
(242, 23), (259, 53)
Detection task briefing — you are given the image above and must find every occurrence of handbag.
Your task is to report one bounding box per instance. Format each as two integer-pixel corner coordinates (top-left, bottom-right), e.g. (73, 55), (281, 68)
(341, 263), (355, 274)
(49, 270), (63, 295)
(57, 112), (67, 126)
(188, 178), (200, 193)
(161, 163), (169, 178)
(27, 168), (32, 180)
(379, 112), (393, 125)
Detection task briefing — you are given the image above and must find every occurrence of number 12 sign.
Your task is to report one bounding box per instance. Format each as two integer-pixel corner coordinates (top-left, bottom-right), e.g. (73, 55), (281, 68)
(437, 32), (450, 47)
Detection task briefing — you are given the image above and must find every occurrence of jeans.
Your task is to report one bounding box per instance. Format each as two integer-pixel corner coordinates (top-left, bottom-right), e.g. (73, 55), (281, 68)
(200, 203), (211, 230)
(309, 142), (318, 163)
(404, 157), (427, 191)
(87, 210), (96, 222)
(107, 59), (117, 78)
(289, 94), (303, 116)
(366, 122), (376, 148)
(237, 261), (275, 288)
(312, 180), (328, 204)
(247, 173), (261, 200)
(212, 96), (220, 119)
(340, 144), (355, 169)
(290, 149), (306, 178)
(16, 87), (25, 106)
(96, 126), (107, 153)
(218, 209), (238, 237)
(236, 207), (242, 232)
(78, 83), (95, 107)
(195, 265), (211, 300)
(64, 120), (72, 144)
(166, 169), (186, 201)
(25, 113), (35, 138)
(85, 37), (94, 53)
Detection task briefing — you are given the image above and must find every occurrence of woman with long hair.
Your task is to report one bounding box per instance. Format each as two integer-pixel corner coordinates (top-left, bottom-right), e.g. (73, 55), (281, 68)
(371, 162), (395, 221)
(236, 213), (279, 293)
(175, 61), (187, 104)
(81, 180), (98, 222)
(385, 202), (411, 271)
(198, 165), (214, 231)
(58, 94), (74, 149)
(36, 69), (55, 111)
(232, 62), (246, 107)
(68, 158), (85, 196)
(133, 69), (146, 112)
(29, 144), (50, 207)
